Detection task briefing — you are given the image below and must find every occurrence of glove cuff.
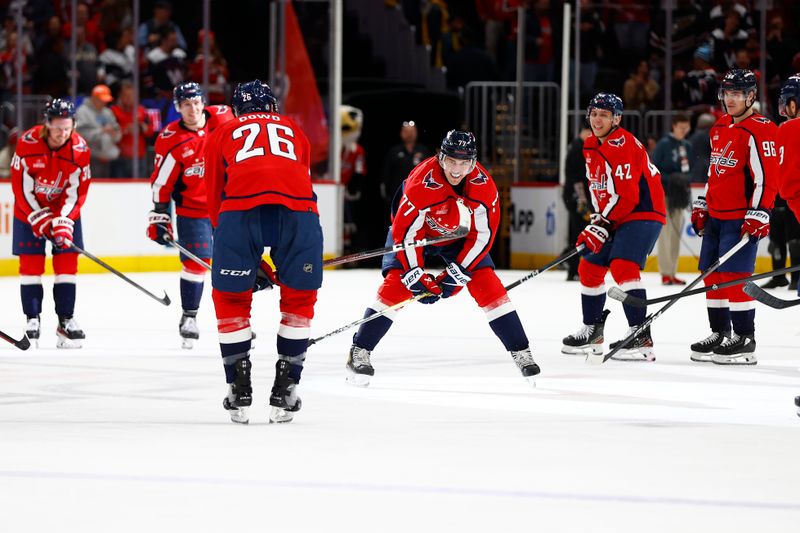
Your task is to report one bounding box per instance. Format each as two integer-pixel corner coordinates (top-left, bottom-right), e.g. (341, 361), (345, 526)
(401, 267), (423, 289)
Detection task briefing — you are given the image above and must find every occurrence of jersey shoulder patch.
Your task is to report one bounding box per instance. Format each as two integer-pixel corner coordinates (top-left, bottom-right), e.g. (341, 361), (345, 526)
(469, 171), (488, 185)
(422, 170), (443, 190)
(607, 135), (625, 148)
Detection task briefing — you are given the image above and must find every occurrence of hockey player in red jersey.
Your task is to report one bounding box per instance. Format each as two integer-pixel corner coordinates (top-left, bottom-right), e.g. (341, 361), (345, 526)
(345, 130), (540, 387)
(561, 93), (666, 361)
(690, 69), (778, 365)
(205, 80), (323, 424)
(146, 82), (234, 349)
(10, 98), (91, 348)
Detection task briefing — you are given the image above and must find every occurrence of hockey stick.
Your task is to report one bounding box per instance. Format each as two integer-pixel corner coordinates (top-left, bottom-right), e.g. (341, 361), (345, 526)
(607, 264), (800, 307)
(503, 245), (585, 291)
(586, 236), (750, 365)
(0, 329), (30, 350)
(307, 292), (432, 347)
(742, 281), (800, 309)
(159, 229), (212, 272)
(322, 223), (470, 268)
(308, 246), (583, 347)
(70, 244), (172, 306)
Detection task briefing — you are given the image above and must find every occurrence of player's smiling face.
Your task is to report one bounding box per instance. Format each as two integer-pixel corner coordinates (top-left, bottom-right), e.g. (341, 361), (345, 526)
(179, 98), (205, 128)
(440, 156), (474, 185)
(589, 108), (618, 138)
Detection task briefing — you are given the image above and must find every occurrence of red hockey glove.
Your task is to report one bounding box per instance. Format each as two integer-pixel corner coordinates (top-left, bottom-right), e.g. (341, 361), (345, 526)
(435, 262), (471, 298)
(254, 259), (279, 292)
(147, 208), (172, 245)
(741, 209), (770, 239)
(401, 267), (442, 304)
(51, 216), (74, 249)
(691, 197), (708, 236)
(576, 223), (610, 254)
(28, 207), (54, 238)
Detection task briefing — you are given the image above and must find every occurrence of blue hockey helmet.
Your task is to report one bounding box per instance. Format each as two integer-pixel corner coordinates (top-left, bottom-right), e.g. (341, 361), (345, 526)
(173, 82), (205, 111)
(440, 130), (477, 160)
(44, 98), (75, 121)
(718, 69), (757, 102)
(586, 92), (624, 119)
(231, 80), (279, 116)
(778, 74), (800, 117)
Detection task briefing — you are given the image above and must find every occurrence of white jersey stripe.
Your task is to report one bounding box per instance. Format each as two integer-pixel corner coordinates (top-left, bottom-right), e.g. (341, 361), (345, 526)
(21, 160), (42, 212)
(152, 152), (177, 203)
(747, 135), (765, 209)
(601, 160), (620, 218)
(460, 204), (490, 268)
(59, 168), (83, 218)
(402, 208), (428, 269)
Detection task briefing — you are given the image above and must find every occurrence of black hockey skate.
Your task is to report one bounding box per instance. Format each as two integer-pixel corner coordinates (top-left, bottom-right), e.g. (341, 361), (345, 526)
(795, 396), (799, 418)
(223, 358), (252, 424)
(562, 310), (610, 355)
(510, 347), (540, 387)
(711, 333), (757, 365)
(609, 325), (655, 362)
(269, 360), (302, 424)
(56, 316), (85, 349)
(179, 312), (199, 350)
(25, 316), (40, 348)
(345, 344), (374, 387)
(689, 331), (729, 363)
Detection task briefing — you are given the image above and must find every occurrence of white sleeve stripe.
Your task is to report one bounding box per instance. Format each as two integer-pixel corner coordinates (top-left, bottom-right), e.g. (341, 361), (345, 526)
(21, 160), (42, 211)
(152, 152), (177, 203)
(586, 163), (600, 212)
(461, 204), (491, 268)
(60, 168), (82, 218)
(747, 135), (765, 208)
(601, 161), (619, 218)
(402, 209), (428, 269)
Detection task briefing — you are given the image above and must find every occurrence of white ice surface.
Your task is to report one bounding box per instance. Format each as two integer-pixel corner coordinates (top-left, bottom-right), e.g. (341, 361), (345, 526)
(1, 269), (799, 532)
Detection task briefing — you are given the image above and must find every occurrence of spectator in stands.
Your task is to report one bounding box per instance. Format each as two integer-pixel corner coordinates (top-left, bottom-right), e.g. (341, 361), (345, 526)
(98, 0), (133, 37)
(709, 1), (753, 35)
(687, 112), (715, 183)
(0, 30), (32, 100)
(648, 0), (708, 67)
(189, 30), (229, 105)
(340, 105), (367, 255)
(422, 0), (449, 67)
(710, 10), (748, 70)
(445, 27), (497, 92)
(574, 0), (604, 104)
(76, 84), (121, 178)
(137, 0), (187, 51)
(380, 120), (432, 205)
(613, 0), (650, 60)
(32, 16), (69, 97)
(525, 0), (555, 83)
(673, 44), (718, 112)
(110, 80), (154, 178)
(61, 2), (104, 52)
(144, 24), (187, 98)
(73, 26), (98, 96)
(0, 127), (19, 179)
(652, 113), (693, 285)
(562, 124), (592, 281)
(97, 28), (135, 93)
(767, 14), (798, 84)
(623, 60), (660, 112)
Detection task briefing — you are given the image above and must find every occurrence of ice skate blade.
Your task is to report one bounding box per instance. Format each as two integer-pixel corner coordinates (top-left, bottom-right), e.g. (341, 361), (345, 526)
(524, 375), (537, 388)
(690, 352), (714, 363)
(345, 371), (371, 387)
(561, 345), (602, 356)
(711, 355), (757, 366)
(181, 337), (194, 350)
(610, 349), (655, 362)
(228, 406), (250, 424)
(269, 406), (295, 424)
(584, 352), (605, 365)
(56, 337), (82, 349)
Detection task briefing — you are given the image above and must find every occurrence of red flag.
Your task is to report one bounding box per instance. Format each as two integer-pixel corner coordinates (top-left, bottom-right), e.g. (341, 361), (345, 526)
(281, 3), (329, 165)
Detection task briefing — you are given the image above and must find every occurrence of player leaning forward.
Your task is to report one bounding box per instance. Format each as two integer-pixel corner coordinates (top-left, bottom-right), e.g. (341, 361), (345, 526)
(689, 69), (778, 365)
(205, 80), (323, 424)
(147, 82), (234, 348)
(561, 93), (666, 361)
(10, 99), (91, 348)
(346, 130), (540, 386)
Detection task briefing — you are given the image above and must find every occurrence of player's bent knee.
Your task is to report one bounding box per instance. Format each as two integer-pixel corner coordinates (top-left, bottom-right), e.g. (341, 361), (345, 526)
(578, 259), (607, 287)
(609, 259), (640, 287)
(279, 286), (318, 319)
(212, 288), (253, 319)
(19, 254), (46, 276)
(377, 269), (412, 306)
(466, 268), (507, 308)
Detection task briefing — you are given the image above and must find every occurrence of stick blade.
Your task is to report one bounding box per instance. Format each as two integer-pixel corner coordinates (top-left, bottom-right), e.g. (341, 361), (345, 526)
(16, 334), (31, 350)
(743, 281), (800, 309)
(161, 292), (172, 306)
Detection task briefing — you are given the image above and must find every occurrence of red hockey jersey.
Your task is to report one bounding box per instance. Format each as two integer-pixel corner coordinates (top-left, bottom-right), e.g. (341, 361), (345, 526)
(705, 113), (778, 219)
(583, 127), (666, 226)
(149, 104), (234, 218)
(777, 117), (800, 220)
(205, 111), (317, 227)
(392, 157), (499, 272)
(10, 126), (91, 222)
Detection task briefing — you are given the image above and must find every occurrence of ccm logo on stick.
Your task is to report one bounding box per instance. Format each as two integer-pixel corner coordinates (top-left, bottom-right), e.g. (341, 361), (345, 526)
(220, 269), (252, 276)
